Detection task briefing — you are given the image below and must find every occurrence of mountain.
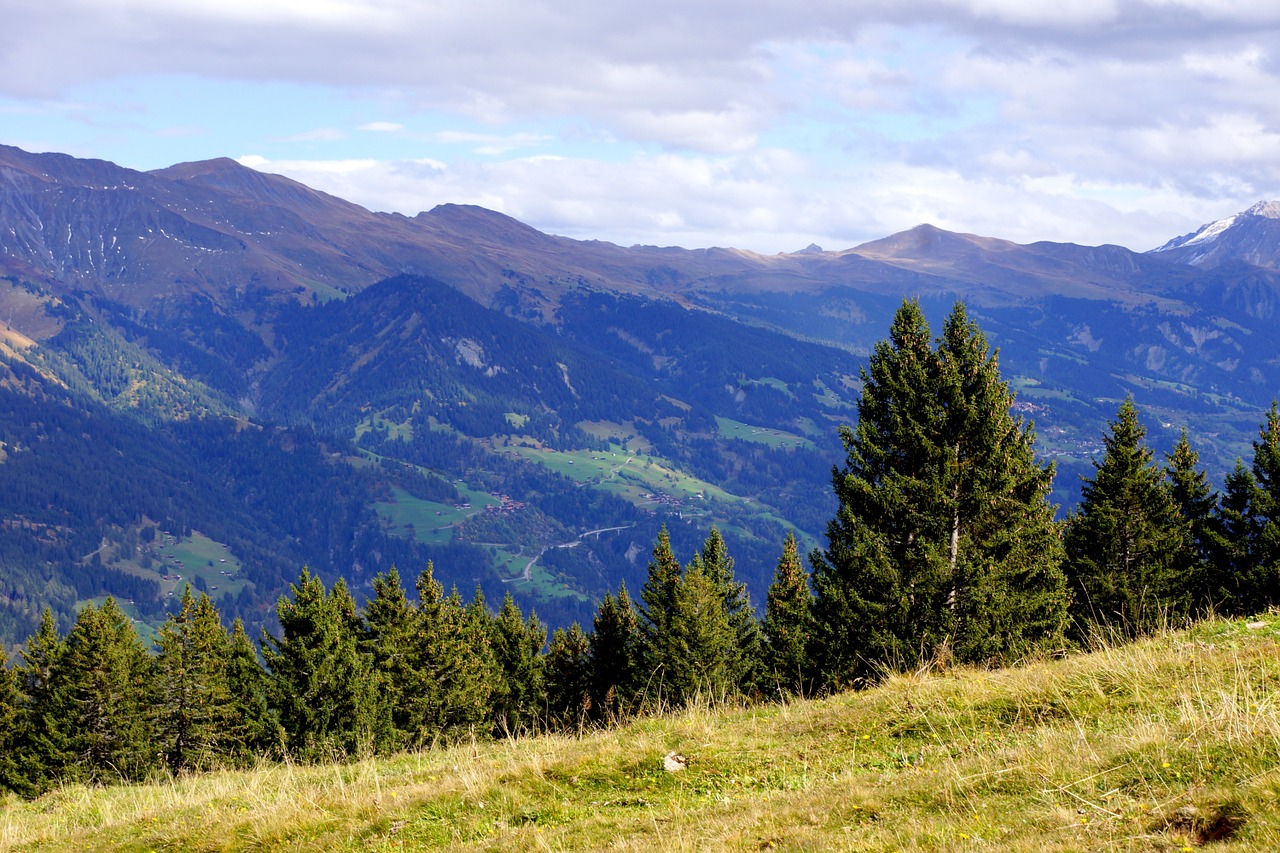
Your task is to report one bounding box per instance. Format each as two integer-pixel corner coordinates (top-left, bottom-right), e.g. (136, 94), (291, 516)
(4, 142), (1280, 650)
(1149, 201), (1280, 269)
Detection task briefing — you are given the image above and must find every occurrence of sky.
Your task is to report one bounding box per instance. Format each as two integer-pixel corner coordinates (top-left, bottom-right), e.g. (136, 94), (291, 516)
(3, 1), (1279, 255)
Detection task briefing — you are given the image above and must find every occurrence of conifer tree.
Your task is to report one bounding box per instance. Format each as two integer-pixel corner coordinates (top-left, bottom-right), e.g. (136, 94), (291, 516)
(153, 587), (235, 772)
(639, 525), (682, 652)
(762, 532), (812, 696)
(1245, 403), (1280, 607)
(1215, 460), (1264, 613)
(811, 300), (1065, 684)
(261, 568), (379, 759)
(0, 661), (20, 793)
(1064, 397), (1186, 637)
(225, 618), (276, 757)
(1165, 430), (1226, 611)
(490, 592), (547, 736)
(544, 623), (592, 730)
(407, 565), (496, 741)
(811, 299), (943, 684)
(13, 609), (71, 793)
(588, 582), (643, 718)
(655, 555), (735, 705)
(361, 567), (418, 748)
(935, 304), (1066, 664)
(698, 527), (762, 693)
(60, 598), (156, 782)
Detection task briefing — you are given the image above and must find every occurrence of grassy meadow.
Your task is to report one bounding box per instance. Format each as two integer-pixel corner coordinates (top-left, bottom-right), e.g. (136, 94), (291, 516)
(6, 614), (1280, 851)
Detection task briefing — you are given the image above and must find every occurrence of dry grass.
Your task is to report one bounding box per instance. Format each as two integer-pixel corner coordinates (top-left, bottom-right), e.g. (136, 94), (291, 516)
(5, 614), (1280, 851)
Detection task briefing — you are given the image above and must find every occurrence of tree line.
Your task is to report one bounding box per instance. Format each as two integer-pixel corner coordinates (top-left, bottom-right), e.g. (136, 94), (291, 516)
(5, 298), (1280, 796)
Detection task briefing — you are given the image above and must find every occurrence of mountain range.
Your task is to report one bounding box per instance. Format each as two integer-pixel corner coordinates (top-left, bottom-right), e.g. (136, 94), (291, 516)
(2, 142), (1279, 649)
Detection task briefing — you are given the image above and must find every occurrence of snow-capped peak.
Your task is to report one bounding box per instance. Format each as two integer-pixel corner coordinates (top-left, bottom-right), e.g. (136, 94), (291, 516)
(1244, 200), (1280, 219)
(1151, 200), (1280, 254)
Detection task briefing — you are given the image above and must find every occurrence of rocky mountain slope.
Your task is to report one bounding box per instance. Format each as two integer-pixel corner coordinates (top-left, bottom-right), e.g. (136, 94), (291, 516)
(2, 142), (1279, 648)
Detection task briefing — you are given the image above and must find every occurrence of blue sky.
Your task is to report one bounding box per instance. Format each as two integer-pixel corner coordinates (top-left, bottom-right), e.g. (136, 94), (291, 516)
(4, 0), (1279, 254)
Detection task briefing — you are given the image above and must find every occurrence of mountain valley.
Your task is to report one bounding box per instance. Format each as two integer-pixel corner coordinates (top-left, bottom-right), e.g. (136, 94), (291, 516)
(3, 142), (1280, 648)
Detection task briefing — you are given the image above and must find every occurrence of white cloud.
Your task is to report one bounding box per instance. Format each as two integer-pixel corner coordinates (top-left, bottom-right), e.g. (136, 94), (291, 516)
(5, 0), (1280, 251)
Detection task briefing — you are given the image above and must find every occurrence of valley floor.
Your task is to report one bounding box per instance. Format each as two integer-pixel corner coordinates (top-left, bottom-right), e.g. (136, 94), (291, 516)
(5, 615), (1280, 851)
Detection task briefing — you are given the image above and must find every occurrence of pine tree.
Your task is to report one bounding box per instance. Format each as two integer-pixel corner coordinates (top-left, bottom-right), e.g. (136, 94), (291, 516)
(13, 609), (71, 794)
(544, 623), (592, 731)
(811, 300), (1065, 684)
(261, 568), (379, 759)
(655, 555), (736, 705)
(361, 567), (418, 749)
(0, 660), (20, 794)
(698, 527), (762, 694)
(588, 582), (643, 719)
(1064, 397), (1186, 637)
(60, 598), (156, 783)
(490, 592), (547, 736)
(406, 565), (496, 742)
(1214, 460), (1263, 613)
(1246, 403), (1280, 607)
(153, 587), (235, 773)
(762, 532), (812, 696)
(225, 618), (276, 758)
(1166, 430), (1226, 612)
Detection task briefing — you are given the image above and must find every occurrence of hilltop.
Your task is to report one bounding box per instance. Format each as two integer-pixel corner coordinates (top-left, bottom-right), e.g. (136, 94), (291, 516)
(3, 613), (1280, 851)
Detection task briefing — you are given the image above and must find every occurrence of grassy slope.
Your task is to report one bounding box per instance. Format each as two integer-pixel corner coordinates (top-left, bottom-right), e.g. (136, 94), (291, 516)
(5, 615), (1280, 851)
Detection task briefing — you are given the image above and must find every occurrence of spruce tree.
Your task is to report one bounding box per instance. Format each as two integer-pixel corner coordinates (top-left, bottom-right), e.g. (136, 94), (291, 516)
(13, 609), (71, 793)
(225, 618), (276, 758)
(698, 527), (762, 694)
(490, 592), (547, 736)
(639, 525), (682, 654)
(811, 299), (1065, 684)
(361, 567), (418, 748)
(1165, 430), (1226, 612)
(936, 304), (1067, 664)
(153, 587), (235, 772)
(762, 532), (812, 696)
(588, 582), (643, 719)
(60, 598), (156, 783)
(1064, 397), (1186, 637)
(1215, 460), (1263, 613)
(656, 555), (735, 705)
(544, 623), (592, 731)
(0, 660), (20, 794)
(407, 565), (497, 741)
(1245, 403), (1280, 607)
(261, 568), (379, 759)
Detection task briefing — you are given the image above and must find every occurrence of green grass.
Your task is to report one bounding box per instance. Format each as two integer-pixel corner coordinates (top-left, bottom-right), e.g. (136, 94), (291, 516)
(7, 614), (1280, 850)
(142, 531), (249, 602)
(374, 486), (500, 546)
(714, 416), (815, 451)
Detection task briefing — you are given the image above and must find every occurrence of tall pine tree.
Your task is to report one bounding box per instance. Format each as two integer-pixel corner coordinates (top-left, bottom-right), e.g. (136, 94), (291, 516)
(153, 587), (235, 773)
(1165, 430), (1226, 612)
(1064, 397), (1186, 637)
(811, 300), (1065, 685)
(261, 568), (379, 759)
(762, 532), (812, 696)
(589, 582), (643, 719)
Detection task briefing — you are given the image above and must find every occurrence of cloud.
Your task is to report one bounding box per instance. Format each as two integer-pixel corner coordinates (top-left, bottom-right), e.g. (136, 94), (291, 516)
(4, 0), (1279, 250)
(237, 148), (1232, 255)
